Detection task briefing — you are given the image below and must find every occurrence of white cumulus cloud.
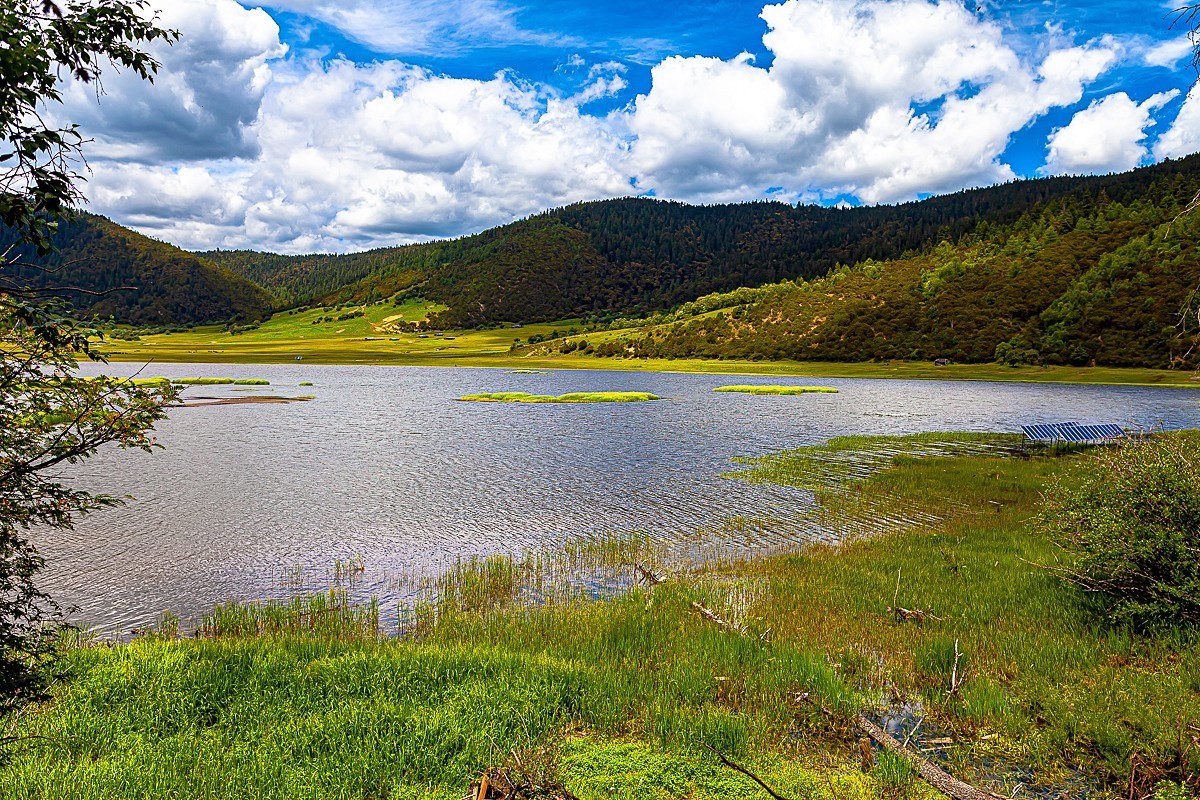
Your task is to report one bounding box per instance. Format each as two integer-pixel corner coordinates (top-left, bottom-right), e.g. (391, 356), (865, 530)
(63, 0), (285, 163)
(85, 59), (632, 252)
(1042, 90), (1178, 175)
(1143, 35), (1194, 68)
(69, 0), (1145, 252)
(628, 0), (1119, 204)
(1154, 82), (1200, 160)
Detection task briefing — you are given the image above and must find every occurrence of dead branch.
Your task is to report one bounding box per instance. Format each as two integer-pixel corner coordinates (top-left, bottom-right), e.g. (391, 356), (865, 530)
(691, 601), (749, 636)
(466, 767), (580, 800)
(699, 740), (794, 800)
(634, 562), (663, 586)
(1165, 189), (1200, 242)
(947, 639), (964, 699)
(888, 606), (942, 622)
(857, 714), (1005, 800)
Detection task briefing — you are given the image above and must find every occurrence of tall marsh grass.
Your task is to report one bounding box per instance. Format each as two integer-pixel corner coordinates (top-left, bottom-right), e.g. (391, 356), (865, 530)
(200, 590), (380, 640)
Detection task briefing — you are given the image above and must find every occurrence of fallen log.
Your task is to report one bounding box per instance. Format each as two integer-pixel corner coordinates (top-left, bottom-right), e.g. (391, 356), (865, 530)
(856, 714), (1005, 800)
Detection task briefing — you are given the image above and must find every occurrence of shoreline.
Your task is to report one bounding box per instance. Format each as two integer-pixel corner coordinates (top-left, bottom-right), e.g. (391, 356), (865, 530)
(11, 433), (1197, 798)
(98, 347), (1200, 389)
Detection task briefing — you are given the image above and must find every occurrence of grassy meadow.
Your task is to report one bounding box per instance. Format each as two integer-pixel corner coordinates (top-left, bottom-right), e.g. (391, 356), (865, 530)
(93, 301), (1200, 389)
(3, 434), (1196, 799)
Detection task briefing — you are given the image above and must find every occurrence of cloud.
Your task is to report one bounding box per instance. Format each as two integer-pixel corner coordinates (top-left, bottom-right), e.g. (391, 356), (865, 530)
(1154, 82), (1200, 160)
(259, 0), (573, 55)
(1042, 90), (1178, 175)
(62, 0), (285, 163)
(1143, 35), (1194, 68)
(74, 0), (1137, 252)
(85, 59), (632, 252)
(628, 0), (1119, 203)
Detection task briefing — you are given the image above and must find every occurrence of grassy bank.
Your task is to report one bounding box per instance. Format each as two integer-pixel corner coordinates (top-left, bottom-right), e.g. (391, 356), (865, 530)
(3, 436), (1197, 798)
(94, 306), (1200, 388)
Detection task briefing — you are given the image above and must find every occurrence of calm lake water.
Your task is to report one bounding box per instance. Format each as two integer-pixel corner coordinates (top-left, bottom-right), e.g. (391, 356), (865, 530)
(42, 363), (1200, 635)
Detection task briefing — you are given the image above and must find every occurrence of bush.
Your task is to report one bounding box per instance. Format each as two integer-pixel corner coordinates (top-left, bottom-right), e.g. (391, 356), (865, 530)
(1038, 434), (1200, 630)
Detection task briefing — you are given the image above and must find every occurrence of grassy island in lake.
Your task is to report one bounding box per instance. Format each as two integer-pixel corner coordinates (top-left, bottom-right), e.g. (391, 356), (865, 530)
(459, 391), (661, 403)
(713, 384), (838, 395)
(167, 377), (270, 385)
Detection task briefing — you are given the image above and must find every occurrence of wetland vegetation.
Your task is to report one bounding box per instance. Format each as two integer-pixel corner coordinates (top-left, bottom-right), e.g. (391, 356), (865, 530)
(713, 385), (839, 396)
(5, 432), (1196, 799)
(458, 391), (661, 403)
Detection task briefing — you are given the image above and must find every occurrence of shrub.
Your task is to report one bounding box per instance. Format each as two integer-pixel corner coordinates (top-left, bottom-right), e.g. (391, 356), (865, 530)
(1038, 434), (1200, 630)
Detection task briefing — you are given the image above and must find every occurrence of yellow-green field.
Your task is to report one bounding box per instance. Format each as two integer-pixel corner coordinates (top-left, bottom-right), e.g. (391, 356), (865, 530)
(97, 301), (1200, 388)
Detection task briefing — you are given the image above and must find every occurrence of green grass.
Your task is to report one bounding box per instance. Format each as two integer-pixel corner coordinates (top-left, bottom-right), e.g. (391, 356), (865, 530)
(91, 302), (1200, 389)
(458, 391), (661, 403)
(4, 435), (1197, 798)
(167, 377), (269, 385)
(713, 384), (838, 395)
(94, 376), (269, 386)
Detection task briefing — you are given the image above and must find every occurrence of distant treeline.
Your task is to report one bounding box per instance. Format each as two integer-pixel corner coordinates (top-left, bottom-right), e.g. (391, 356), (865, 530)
(209, 155), (1200, 340)
(9, 154), (1200, 371)
(563, 167), (1200, 369)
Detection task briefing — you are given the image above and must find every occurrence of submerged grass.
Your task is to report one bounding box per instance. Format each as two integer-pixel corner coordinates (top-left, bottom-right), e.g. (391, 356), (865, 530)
(4, 434), (1197, 798)
(458, 391), (661, 403)
(713, 384), (839, 395)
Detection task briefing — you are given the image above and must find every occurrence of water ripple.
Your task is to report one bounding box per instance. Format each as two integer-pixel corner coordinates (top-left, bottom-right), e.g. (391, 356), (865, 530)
(36, 363), (1200, 636)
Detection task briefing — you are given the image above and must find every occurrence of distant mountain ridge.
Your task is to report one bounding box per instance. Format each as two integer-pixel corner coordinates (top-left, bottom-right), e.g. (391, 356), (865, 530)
(545, 162), (1200, 370)
(10, 155), (1200, 362)
(206, 155), (1200, 332)
(3, 214), (273, 326)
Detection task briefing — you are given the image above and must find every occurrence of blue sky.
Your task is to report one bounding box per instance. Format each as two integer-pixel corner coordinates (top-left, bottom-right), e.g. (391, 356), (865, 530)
(61, 0), (1200, 252)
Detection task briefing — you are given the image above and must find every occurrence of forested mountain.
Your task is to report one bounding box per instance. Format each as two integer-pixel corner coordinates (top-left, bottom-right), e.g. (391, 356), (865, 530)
(208, 155), (1200, 331)
(4, 214), (273, 325)
(14, 155), (1200, 350)
(557, 169), (1200, 369)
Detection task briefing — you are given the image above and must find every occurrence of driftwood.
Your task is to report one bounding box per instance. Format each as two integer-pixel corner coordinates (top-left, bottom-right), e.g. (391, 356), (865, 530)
(856, 714), (1006, 800)
(699, 741), (793, 800)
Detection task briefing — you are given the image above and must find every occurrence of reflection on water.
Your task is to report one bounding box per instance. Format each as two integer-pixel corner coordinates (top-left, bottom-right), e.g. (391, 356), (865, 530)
(39, 363), (1200, 635)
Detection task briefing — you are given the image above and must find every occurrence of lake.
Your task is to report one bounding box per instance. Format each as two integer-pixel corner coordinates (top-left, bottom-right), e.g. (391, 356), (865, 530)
(42, 363), (1200, 636)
